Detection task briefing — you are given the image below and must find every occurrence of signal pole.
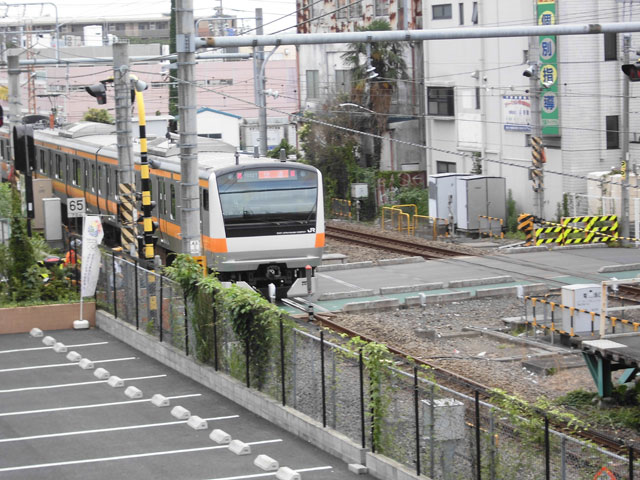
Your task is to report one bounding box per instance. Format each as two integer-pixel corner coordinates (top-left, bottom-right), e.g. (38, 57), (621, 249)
(176, 0), (202, 256)
(621, 32), (631, 242)
(254, 8), (267, 156)
(528, 25), (544, 219)
(113, 43), (137, 257)
(8, 54), (21, 175)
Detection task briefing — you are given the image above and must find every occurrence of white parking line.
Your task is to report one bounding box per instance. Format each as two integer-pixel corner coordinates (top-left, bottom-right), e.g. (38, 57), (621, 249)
(0, 415), (240, 443)
(0, 374), (167, 393)
(0, 393), (202, 417)
(203, 466), (333, 480)
(0, 356), (137, 373)
(0, 342), (109, 354)
(0, 439), (283, 472)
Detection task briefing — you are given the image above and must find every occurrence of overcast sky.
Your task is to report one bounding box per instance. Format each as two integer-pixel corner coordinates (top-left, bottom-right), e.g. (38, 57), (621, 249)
(5, 0), (298, 34)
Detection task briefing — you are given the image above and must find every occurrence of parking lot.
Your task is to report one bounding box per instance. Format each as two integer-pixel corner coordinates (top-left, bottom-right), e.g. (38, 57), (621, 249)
(0, 328), (373, 479)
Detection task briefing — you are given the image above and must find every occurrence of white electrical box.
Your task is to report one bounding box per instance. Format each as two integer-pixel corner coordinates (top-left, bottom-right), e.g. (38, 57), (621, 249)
(561, 284), (601, 333)
(351, 183), (368, 199)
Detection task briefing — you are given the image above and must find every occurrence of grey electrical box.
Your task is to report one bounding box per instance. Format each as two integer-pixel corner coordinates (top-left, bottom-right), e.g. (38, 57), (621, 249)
(455, 176), (506, 231)
(43, 197), (63, 247)
(32, 178), (53, 230)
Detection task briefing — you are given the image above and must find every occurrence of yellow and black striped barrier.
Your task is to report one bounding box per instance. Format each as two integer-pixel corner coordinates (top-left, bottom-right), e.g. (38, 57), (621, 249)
(517, 213), (535, 246)
(533, 215), (627, 246)
(478, 215), (504, 239)
(331, 198), (352, 219)
(524, 296), (640, 337)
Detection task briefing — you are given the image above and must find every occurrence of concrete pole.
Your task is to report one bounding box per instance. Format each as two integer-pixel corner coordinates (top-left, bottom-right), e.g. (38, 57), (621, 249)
(113, 43), (137, 256)
(177, 0), (202, 255)
(8, 54), (21, 172)
(528, 35), (543, 219)
(113, 43), (134, 185)
(255, 8), (267, 156)
(621, 33), (631, 241)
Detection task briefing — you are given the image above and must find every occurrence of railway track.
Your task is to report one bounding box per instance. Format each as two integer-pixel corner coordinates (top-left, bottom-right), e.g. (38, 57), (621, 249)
(325, 224), (468, 259)
(310, 311), (629, 457)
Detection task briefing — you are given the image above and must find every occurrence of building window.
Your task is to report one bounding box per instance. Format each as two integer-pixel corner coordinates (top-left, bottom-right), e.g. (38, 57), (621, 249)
(437, 161), (456, 173)
(459, 3), (464, 25)
(335, 69), (352, 93)
(116, 24), (125, 31)
(306, 70), (320, 99)
(428, 87), (455, 116)
(149, 23), (156, 30)
(432, 4), (452, 20)
(349, 0), (362, 18)
(606, 115), (619, 150)
(604, 33), (617, 61)
(139, 23), (147, 30)
(471, 1), (478, 24)
(337, 0), (347, 19)
(375, 0), (389, 16)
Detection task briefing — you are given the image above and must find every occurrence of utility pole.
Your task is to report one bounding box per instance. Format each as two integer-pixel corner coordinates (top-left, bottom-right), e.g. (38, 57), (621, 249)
(254, 8), (267, 156)
(8, 54), (21, 173)
(113, 43), (137, 257)
(176, 0), (202, 255)
(528, 31), (544, 219)
(621, 32), (631, 242)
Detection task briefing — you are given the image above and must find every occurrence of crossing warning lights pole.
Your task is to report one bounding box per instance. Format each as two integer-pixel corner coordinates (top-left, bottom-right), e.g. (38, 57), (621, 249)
(530, 136), (546, 193)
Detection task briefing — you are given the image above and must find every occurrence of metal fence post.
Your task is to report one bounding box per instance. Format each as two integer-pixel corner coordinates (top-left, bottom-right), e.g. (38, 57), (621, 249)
(414, 366), (420, 476)
(245, 341), (250, 388)
(545, 415), (550, 480)
(475, 390), (481, 480)
(112, 252), (118, 320)
(280, 319), (285, 406)
(320, 330), (326, 427)
(183, 292), (189, 356)
(630, 446), (635, 480)
(134, 259), (139, 330)
(213, 295), (219, 371)
(430, 384), (435, 479)
(359, 349), (365, 449)
(159, 275), (163, 342)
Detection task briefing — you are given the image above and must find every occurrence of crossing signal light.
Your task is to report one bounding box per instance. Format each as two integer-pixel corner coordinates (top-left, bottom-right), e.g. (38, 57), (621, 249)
(85, 82), (107, 104)
(622, 63), (640, 82)
(12, 125), (34, 172)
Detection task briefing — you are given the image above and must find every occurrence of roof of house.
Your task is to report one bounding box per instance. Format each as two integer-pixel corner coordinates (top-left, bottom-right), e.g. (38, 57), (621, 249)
(196, 107), (242, 120)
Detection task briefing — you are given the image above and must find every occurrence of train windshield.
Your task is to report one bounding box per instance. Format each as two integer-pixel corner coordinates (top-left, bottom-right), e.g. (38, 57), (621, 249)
(217, 167), (318, 234)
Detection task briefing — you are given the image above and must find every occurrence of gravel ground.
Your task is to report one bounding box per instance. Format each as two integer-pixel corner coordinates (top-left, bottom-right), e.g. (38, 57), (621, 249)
(322, 221), (601, 402)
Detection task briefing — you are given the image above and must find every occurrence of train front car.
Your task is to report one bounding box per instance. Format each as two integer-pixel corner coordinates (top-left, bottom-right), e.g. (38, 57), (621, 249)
(206, 162), (324, 297)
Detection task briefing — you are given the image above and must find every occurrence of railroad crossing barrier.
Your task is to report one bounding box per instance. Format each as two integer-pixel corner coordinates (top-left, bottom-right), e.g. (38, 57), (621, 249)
(330, 198), (351, 219)
(478, 215), (504, 239)
(524, 295), (640, 337)
(381, 206), (411, 235)
(560, 215), (618, 245)
(413, 215), (449, 240)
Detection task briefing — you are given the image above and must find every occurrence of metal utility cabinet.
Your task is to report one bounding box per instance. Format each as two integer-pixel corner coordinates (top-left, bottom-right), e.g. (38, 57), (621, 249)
(428, 173), (468, 223)
(455, 176), (506, 231)
(561, 284), (601, 333)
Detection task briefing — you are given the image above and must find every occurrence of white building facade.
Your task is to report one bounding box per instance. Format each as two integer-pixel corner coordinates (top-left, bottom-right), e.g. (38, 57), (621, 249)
(297, 0), (640, 220)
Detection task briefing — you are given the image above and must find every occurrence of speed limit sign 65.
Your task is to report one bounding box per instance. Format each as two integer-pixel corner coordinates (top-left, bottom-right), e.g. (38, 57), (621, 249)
(67, 198), (86, 218)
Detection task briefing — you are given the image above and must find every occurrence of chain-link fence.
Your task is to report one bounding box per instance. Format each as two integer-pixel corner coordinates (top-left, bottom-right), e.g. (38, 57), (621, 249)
(95, 251), (638, 479)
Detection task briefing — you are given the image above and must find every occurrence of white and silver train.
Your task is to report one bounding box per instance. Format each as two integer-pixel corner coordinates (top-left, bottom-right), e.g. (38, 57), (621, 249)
(0, 121), (325, 296)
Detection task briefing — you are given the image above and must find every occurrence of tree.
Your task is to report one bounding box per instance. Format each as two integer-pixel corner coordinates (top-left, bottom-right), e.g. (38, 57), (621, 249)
(82, 108), (114, 124)
(341, 20), (408, 169)
(266, 139), (297, 159)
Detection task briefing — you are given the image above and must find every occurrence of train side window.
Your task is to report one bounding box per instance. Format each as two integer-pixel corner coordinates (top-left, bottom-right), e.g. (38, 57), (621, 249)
(72, 158), (80, 186)
(98, 165), (103, 195)
(39, 150), (45, 173)
(83, 160), (88, 190)
(170, 184), (176, 220)
(106, 166), (111, 199)
(202, 188), (209, 211)
(158, 179), (166, 215)
(55, 154), (61, 179)
(91, 164), (95, 192)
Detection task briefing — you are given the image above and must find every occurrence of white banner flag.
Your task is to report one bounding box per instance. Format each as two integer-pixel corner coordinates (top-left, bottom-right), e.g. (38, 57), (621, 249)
(80, 216), (104, 297)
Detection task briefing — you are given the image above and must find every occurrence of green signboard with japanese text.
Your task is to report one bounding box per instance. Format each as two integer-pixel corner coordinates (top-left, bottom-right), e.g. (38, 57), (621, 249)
(538, 0), (559, 136)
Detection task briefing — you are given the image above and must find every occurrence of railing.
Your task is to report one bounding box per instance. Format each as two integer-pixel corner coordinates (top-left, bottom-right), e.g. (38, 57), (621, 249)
(524, 295), (640, 337)
(478, 215), (504, 239)
(413, 215), (449, 240)
(95, 254), (637, 479)
(381, 206), (411, 234)
(330, 198), (352, 219)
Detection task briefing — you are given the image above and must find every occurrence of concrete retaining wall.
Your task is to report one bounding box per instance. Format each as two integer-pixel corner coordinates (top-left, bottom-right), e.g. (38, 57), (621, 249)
(96, 311), (421, 480)
(0, 302), (95, 334)
(379, 283), (444, 295)
(447, 276), (513, 288)
(342, 298), (401, 312)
